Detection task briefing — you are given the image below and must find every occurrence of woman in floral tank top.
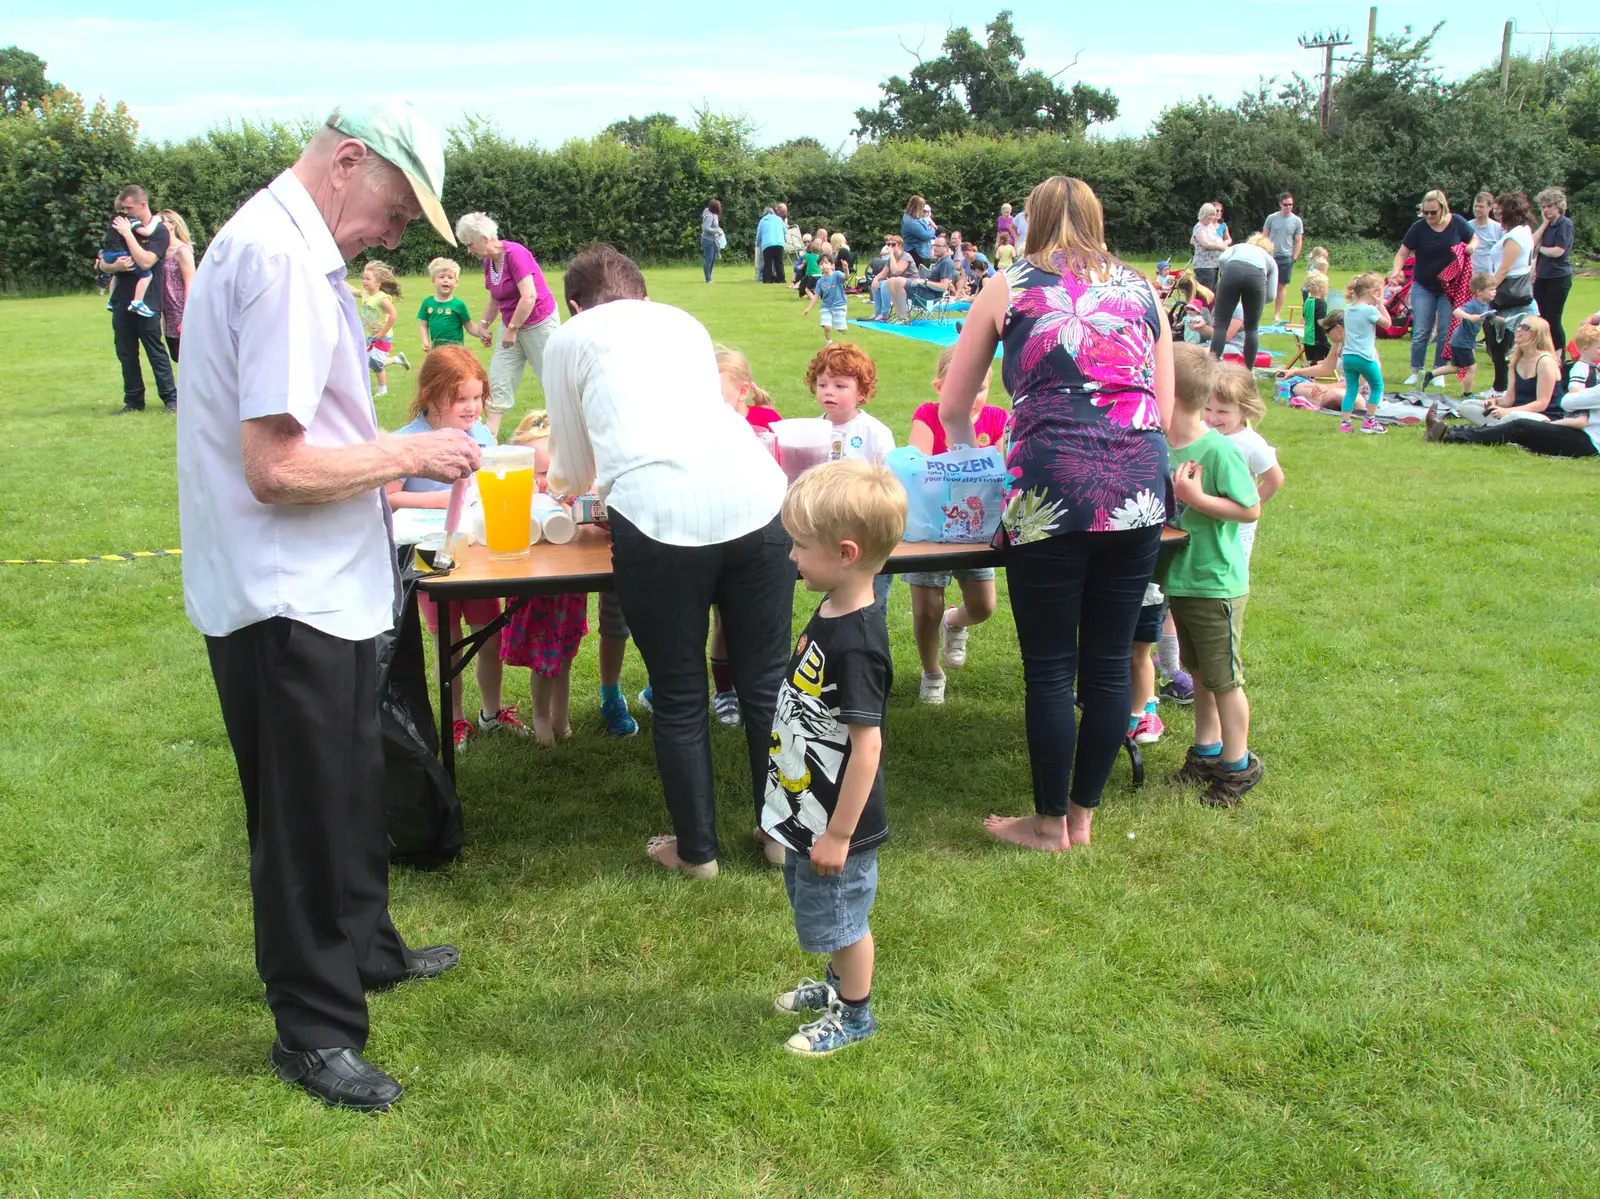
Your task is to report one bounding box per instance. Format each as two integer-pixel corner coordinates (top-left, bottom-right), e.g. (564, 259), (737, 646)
(938, 176), (1174, 853)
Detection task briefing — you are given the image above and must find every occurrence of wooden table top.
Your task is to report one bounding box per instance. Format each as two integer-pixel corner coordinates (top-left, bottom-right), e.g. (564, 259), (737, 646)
(416, 525), (1187, 600)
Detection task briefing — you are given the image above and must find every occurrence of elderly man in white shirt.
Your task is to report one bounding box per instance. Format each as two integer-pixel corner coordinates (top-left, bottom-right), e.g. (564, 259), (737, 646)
(545, 245), (792, 880)
(177, 102), (480, 1112)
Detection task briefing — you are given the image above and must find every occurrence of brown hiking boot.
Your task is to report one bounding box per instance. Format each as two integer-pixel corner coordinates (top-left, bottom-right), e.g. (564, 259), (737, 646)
(1200, 753), (1264, 808)
(1424, 403), (1449, 443)
(1168, 746), (1226, 787)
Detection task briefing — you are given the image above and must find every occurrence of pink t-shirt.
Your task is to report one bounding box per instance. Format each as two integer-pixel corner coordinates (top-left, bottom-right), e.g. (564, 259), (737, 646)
(911, 401), (1010, 455)
(486, 240), (556, 330)
(745, 405), (782, 432)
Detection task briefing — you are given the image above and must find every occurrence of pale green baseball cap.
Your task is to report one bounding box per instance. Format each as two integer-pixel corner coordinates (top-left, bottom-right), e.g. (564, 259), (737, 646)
(327, 100), (454, 245)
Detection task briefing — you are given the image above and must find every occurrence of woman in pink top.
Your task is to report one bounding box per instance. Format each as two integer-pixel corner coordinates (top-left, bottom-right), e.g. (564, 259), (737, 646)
(455, 211), (560, 435)
(157, 209), (196, 362)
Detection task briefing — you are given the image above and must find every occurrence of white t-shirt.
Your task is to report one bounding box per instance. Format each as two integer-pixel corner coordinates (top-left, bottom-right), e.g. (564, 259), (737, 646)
(177, 170), (396, 641)
(544, 299), (786, 547)
(826, 411), (895, 464)
(1226, 426), (1277, 545)
(1501, 225), (1534, 278)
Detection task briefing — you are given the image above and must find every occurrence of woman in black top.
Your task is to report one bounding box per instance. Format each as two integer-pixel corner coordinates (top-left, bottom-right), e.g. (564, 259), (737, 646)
(1389, 189), (1477, 385)
(1532, 187), (1575, 357)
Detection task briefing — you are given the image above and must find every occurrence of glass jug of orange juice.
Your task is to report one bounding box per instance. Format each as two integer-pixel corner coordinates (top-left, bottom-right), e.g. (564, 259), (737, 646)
(476, 445), (536, 560)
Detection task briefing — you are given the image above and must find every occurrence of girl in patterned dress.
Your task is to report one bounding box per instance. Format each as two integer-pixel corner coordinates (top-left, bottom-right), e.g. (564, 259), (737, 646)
(500, 410), (588, 745)
(933, 175), (1175, 852)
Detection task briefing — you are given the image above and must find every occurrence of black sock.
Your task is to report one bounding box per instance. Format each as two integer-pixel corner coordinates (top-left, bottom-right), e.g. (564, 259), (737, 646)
(838, 990), (870, 1009)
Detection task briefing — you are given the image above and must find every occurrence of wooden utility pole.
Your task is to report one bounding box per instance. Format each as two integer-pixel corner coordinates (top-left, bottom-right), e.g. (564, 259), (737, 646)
(1501, 21), (1514, 92)
(1367, 7), (1377, 63)
(1299, 28), (1354, 129)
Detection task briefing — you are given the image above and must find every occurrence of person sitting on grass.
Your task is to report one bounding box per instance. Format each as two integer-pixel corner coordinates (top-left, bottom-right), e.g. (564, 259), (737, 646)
(1278, 310), (1361, 411)
(1450, 315), (1562, 429)
(416, 257), (488, 353)
(385, 345), (525, 748)
(1164, 345), (1263, 807)
(1422, 271), (1495, 398)
(763, 459), (906, 1057)
(1426, 322), (1600, 457)
(904, 344), (1007, 704)
(1301, 272), (1331, 366)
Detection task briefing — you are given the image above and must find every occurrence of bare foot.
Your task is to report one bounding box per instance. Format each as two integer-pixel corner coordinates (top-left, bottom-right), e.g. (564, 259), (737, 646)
(531, 718), (572, 747)
(983, 813), (1072, 852)
(753, 827), (787, 865)
(646, 835), (719, 879)
(1065, 803), (1094, 846)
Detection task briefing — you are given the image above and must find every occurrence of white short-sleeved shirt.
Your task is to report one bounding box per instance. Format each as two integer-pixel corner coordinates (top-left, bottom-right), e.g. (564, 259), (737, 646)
(177, 170), (395, 640)
(1501, 225), (1534, 279)
(544, 299), (786, 547)
(826, 411), (896, 465)
(1226, 426), (1278, 539)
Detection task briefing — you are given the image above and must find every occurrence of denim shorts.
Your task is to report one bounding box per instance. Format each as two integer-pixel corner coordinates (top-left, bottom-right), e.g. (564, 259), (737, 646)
(1275, 254), (1295, 284)
(783, 846), (878, 954)
(901, 567), (996, 590)
(1133, 598), (1167, 644)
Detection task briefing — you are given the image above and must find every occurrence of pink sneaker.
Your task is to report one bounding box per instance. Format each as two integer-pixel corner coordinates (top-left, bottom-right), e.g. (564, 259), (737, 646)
(1132, 711), (1164, 745)
(1288, 396), (1320, 410)
(1338, 419), (1355, 433)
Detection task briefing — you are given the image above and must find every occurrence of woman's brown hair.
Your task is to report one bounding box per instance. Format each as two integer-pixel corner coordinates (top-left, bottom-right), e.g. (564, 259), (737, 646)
(410, 344), (489, 421)
(1495, 190), (1534, 230)
(1024, 175), (1124, 282)
(904, 194), (926, 219)
(564, 244), (648, 311)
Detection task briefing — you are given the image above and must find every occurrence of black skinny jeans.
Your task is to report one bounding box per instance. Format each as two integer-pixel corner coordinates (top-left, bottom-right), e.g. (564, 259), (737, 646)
(1447, 419), (1597, 457)
(1209, 259), (1268, 367)
(1485, 317), (1515, 393)
(1533, 274), (1572, 356)
(1006, 525), (1163, 815)
(608, 509), (795, 866)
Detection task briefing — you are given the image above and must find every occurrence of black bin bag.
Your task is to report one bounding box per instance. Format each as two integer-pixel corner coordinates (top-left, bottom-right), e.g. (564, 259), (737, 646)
(376, 559), (464, 868)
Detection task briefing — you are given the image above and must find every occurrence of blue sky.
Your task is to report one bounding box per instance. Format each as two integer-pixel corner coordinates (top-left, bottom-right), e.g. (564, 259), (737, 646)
(3, 1), (1550, 148)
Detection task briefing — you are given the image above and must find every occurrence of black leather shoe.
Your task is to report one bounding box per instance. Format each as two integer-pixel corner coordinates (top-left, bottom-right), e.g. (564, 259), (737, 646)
(270, 1039), (403, 1111)
(112, 405), (143, 415)
(366, 944), (462, 992)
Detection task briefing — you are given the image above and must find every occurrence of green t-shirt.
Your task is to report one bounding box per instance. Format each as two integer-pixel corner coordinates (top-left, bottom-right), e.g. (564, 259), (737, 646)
(1161, 427), (1259, 599)
(803, 252), (821, 277)
(417, 294), (472, 345)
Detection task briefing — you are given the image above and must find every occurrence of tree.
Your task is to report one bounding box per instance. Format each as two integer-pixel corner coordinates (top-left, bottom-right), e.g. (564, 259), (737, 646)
(0, 46), (52, 116)
(602, 113), (679, 149)
(854, 11), (1118, 142)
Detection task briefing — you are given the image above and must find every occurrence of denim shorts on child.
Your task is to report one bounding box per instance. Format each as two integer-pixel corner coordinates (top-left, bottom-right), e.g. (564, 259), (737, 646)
(783, 846), (878, 954)
(1134, 597), (1168, 644)
(1168, 594), (1247, 693)
(901, 566), (996, 590)
(821, 304), (849, 331)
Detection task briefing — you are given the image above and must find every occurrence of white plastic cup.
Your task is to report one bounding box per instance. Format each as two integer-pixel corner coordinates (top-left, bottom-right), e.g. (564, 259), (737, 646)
(531, 493), (576, 544)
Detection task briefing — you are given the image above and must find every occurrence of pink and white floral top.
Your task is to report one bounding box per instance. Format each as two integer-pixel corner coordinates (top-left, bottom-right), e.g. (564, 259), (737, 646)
(999, 253), (1169, 545)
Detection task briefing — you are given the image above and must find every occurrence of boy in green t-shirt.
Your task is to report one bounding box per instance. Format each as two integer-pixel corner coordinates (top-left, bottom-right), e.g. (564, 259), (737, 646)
(1163, 346), (1263, 807)
(416, 257), (485, 353)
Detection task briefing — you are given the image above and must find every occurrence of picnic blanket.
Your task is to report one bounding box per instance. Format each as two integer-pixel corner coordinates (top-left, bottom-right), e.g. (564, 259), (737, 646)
(849, 319), (1003, 356)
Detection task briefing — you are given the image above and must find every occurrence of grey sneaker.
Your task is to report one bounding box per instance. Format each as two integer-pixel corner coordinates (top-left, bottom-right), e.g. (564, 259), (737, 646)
(940, 608), (970, 670)
(1168, 745), (1226, 787)
(784, 1000), (875, 1056)
(712, 690), (742, 728)
(774, 975), (836, 1015)
(1201, 753), (1264, 808)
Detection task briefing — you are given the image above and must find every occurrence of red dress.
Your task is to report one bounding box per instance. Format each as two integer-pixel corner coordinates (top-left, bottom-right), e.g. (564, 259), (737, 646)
(500, 594), (587, 678)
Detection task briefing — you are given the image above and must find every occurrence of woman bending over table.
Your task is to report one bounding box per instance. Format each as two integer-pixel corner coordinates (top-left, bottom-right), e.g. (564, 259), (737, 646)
(544, 245), (792, 880)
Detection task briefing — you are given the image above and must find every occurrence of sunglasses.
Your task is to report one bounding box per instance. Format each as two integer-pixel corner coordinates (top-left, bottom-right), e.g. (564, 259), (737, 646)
(1421, 208), (1440, 216)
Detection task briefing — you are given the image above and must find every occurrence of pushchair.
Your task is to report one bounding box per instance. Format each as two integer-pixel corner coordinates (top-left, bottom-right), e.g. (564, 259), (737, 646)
(1378, 257), (1414, 340)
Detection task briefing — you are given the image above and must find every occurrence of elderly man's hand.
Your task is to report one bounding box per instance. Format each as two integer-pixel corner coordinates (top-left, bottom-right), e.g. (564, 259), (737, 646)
(409, 428), (482, 484)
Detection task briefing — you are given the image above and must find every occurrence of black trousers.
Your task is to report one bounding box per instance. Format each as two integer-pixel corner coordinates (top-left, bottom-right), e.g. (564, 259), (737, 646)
(206, 618), (409, 1050)
(1533, 275), (1572, 356)
(112, 306), (177, 409)
(1209, 259), (1268, 366)
(608, 510), (795, 865)
(1485, 317), (1514, 393)
(1005, 526), (1163, 814)
(761, 245), (785, 283)
(1447, 419), (1597, 457)
(165, 334), (180, 363)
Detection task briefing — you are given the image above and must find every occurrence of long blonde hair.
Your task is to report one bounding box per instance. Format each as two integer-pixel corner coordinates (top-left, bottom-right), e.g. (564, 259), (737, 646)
(1346, 271), (1384, 304)
(158, 209), (191, 246)
(363, 260), (401, 297)
(714, 346), (773, 408)
(1510, 316), (1557, 372)
(1025, 175), (1122, 282)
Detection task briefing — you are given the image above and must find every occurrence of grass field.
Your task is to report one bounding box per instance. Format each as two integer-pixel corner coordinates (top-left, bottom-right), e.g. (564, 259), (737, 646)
(2, 260), (1598, 1197)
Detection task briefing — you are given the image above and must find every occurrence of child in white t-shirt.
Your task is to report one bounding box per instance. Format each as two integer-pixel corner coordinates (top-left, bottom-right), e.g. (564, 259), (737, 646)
(806, 343), (896, 609)
(1203, 363), (1285, 564)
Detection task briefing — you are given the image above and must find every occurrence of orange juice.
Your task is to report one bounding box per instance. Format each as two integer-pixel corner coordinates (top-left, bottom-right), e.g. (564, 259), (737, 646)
(476, 446), (536, 559)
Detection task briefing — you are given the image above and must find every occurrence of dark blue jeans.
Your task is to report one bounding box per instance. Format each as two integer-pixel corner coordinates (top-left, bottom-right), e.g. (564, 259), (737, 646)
(701, 236), (718, 283)
(609, 509), (794, 865)
(1005, 525), (1163, 814)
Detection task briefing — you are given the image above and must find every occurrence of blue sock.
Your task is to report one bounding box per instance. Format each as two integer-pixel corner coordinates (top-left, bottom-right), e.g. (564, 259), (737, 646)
(1224, 753), (1250, 772)
(1145, 699), (1158, 715)
(1195, 741), (1223, 757)
(1128, 713), (1142, 732)
(600, 683), (623, 705)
